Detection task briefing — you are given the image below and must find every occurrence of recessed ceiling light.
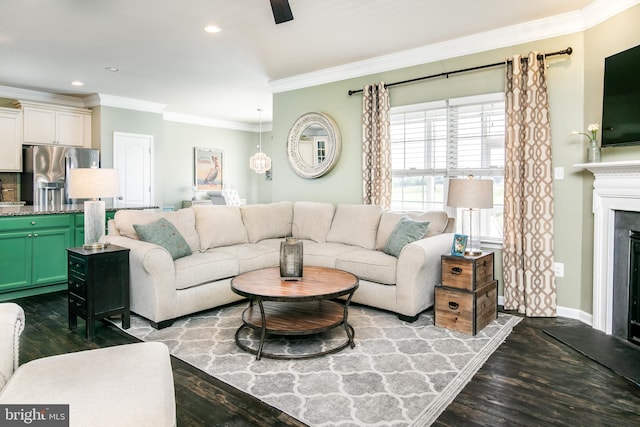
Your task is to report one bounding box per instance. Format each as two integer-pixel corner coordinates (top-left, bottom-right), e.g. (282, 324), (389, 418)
(71, 81), (84, 86)
(204, 25), (222, 34)
(105, 66), (119, 72)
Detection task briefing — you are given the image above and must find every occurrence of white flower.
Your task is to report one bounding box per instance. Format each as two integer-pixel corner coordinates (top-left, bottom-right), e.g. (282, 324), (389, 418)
(571, 123), (599, 143)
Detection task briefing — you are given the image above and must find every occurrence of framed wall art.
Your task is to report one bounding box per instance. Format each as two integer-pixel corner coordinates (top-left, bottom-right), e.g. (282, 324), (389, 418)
(451, 234), (468, 257)
(194, 147), (223, 191)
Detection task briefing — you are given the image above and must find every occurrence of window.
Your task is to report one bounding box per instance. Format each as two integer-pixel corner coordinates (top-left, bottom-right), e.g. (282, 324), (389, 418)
(316, 139), (326, 163)
(390, 93), (505, 243)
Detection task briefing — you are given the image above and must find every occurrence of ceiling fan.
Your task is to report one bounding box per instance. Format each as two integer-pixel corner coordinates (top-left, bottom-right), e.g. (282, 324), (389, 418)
(270, 0), (294, 24)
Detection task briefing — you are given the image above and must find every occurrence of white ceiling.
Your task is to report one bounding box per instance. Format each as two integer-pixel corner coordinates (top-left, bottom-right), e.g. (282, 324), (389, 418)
(0, 0), (628, 126)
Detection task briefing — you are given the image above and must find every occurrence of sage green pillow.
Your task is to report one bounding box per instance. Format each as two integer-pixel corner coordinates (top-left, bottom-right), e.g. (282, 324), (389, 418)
(134, 217), (192, 260)
(383, 216), (430, 257)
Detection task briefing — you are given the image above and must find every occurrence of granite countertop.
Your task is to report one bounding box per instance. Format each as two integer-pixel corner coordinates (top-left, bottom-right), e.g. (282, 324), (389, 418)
(0, 204), (159, 217)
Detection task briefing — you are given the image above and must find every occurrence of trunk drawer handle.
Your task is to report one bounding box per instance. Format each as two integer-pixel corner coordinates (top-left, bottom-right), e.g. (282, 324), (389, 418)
(448, 301), (459, 310)
(451, 267), (463, 275)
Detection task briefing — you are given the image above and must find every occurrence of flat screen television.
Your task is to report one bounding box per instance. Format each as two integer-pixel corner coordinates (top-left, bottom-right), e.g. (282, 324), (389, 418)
(601, 44), (640, 147)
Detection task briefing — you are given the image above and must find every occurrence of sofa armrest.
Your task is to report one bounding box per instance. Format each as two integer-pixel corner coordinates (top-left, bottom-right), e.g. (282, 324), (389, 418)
(395, 233), (455, 317)
(0, 303), (25, 390)
(103, 235), (178, 324)
(106, 218), (121, 236)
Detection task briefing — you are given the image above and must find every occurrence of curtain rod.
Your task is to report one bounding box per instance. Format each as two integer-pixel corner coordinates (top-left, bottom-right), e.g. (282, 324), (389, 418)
(347, 47), (573, 96)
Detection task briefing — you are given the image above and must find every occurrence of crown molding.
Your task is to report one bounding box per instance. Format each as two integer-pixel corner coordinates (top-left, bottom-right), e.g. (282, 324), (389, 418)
(270, 0), (640, 93)
(0, 85), (87, 108)
(582, 0), (640, 26)
(163, 112), (272, 132)
(84, 93), (166, 114)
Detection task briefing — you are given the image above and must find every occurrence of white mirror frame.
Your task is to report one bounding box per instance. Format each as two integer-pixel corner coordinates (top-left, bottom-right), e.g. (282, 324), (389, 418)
(287, 112), (341, 179)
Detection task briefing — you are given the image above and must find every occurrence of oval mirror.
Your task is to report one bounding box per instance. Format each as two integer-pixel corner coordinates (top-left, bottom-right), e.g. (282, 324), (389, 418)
(287, 112), (341, 179)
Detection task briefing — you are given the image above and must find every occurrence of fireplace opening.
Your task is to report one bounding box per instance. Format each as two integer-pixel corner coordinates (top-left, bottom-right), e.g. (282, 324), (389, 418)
(630, 232), (640, 346)
(612, 211), (640, 343)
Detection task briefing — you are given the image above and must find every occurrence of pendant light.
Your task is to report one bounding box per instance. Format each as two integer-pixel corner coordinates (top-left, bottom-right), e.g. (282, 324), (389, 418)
(249, 109), (272, 174)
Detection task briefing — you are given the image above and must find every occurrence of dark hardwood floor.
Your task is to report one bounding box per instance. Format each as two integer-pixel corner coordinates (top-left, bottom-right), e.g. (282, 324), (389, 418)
(13, 291), (305, 427)
(9, 291), (640, 426)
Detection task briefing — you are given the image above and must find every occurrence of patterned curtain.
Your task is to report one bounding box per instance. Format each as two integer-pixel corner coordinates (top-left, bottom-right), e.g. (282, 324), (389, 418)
(362, 83), (391, 207)
(503, 52), (556, 317)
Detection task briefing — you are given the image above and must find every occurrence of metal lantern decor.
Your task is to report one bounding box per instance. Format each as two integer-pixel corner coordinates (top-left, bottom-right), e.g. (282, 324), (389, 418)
(280, 236), (303, 280)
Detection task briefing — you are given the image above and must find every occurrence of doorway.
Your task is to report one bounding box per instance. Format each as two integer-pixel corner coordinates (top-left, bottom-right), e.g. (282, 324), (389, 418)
(113, 131), (153, 207)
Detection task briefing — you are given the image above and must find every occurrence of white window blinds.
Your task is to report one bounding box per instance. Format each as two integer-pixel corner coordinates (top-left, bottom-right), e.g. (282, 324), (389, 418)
(390, 93), (505, 242)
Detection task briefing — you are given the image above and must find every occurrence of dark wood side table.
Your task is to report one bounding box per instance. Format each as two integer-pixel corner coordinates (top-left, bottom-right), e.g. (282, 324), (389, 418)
(67, 245), (130, 340)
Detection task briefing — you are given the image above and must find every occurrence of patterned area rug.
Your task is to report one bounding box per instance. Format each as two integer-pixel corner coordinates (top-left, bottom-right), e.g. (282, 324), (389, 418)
(123, 304), (520, 426)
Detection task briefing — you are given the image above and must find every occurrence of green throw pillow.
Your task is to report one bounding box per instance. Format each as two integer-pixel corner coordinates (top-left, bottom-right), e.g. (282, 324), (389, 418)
(383, 216), (430, 257)
(134, 218), (192, 260)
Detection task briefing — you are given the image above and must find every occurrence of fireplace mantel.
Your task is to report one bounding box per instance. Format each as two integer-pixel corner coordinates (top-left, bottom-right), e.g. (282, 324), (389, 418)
(575, 160), (640, 176)
(575, 160), (640, 334)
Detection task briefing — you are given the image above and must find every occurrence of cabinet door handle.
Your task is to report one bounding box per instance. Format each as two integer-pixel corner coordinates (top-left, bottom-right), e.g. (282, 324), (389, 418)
(451, 267), (463, 275)
(27, 233), (32, 238)
(33, 233), (38, 238)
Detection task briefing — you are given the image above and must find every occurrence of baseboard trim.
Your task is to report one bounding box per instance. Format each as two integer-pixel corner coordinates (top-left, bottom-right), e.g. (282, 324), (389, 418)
(497, 296), (592, 326)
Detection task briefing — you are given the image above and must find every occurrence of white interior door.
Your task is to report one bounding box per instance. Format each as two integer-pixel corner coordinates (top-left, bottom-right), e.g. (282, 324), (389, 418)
(113, 132), (153, 207)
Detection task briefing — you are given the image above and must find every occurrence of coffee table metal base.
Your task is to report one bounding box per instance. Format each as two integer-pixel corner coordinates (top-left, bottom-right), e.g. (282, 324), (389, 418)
(234, 299), (356, 360)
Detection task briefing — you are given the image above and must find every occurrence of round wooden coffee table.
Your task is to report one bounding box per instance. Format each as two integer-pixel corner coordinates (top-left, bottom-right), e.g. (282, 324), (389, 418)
(230, 266), (359, 360)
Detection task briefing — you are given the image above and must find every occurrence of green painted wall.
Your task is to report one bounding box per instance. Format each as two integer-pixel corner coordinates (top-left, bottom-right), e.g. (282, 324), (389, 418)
(91, 106), (266, 209)
(162, 121), (269, 209)
(270, 5), (640, 315)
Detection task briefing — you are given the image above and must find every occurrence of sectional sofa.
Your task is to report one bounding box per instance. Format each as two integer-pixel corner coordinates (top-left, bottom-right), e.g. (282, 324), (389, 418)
(104, 201), (454, 328)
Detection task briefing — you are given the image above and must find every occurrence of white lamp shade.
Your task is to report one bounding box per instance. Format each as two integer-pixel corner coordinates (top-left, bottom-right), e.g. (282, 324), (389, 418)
(447, 178), (494, 209)
(68, 168), (120, 199)
(249, 152), (272, 174)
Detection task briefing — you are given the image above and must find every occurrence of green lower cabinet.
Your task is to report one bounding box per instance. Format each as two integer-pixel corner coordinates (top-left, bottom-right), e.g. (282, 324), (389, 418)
(0, 230), (32, 291)
(74, 213), (84, 247)
(0, 214), (72, 297)
(31, 227), (72, 286)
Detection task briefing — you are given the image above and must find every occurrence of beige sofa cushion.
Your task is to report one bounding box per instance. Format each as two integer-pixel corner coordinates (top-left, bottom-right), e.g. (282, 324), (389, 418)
(293, 201), (335, 243)
(326, 204), (383, 249)
(210, 243), (279, 274)
(0, 342), (176, 427)
(174, 251), (238, 290)
(240, 201), (293, 243)
(336, 249), (397, 285)
(113, 208), (201, 253)
(375, 210), (449, 250)
(193, 205), (248, 249)
(302, 241), (359, 268)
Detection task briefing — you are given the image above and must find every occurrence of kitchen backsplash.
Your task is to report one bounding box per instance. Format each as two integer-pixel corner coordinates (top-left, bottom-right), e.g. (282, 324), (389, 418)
(0, 172), (19, 202)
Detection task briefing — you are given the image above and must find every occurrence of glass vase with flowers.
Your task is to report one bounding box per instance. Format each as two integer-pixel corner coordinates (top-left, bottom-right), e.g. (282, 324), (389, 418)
(571, 123), (600, 163)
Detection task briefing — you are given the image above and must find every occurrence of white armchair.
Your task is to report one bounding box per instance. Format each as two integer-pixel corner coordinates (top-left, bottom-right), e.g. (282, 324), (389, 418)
(0, 303), (176, 427)
(207, 189), (243, 205)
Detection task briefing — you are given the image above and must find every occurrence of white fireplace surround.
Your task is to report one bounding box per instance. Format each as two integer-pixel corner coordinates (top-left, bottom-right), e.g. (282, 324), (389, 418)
(576, 160), (640, 334)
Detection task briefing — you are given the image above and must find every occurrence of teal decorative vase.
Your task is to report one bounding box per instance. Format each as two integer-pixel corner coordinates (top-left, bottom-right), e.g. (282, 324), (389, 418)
(587, 139), (601, 163)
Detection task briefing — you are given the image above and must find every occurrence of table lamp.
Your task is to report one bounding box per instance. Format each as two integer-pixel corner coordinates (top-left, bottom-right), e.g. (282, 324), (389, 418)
(68, 164), (120, 250)
(446, 176), (493, 255)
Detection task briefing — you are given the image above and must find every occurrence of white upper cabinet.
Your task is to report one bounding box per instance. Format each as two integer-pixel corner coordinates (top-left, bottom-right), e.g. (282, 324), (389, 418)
(16, 101), (91, 147)
(0, 107), (23, 172)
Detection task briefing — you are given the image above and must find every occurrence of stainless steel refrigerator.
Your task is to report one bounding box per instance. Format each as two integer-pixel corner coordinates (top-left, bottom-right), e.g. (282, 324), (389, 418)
(21, 146), (100, 207)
